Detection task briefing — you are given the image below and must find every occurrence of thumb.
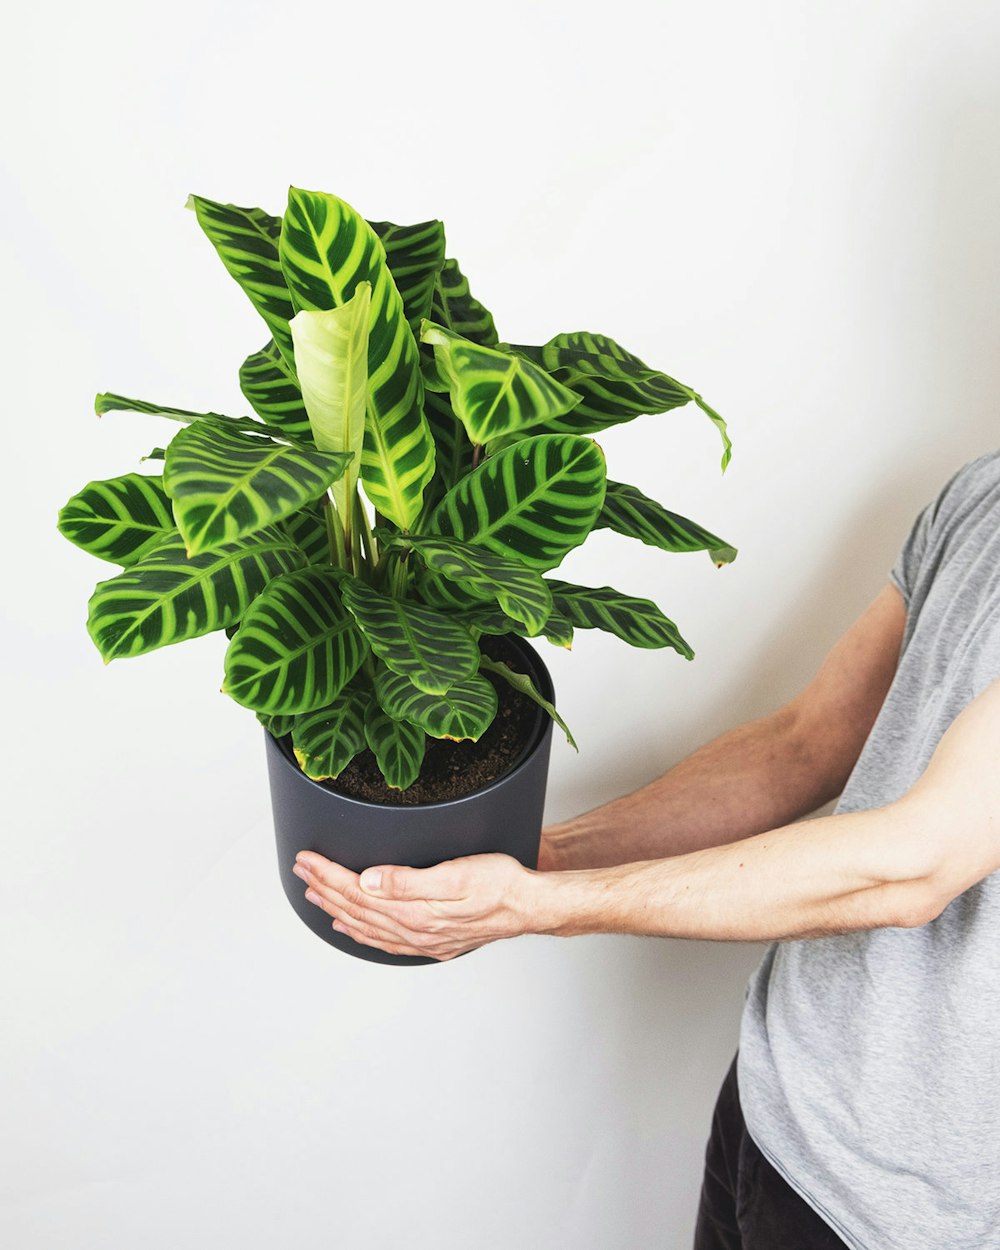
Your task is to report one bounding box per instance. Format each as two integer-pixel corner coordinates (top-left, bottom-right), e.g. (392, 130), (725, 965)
(360, 862), (463, 901)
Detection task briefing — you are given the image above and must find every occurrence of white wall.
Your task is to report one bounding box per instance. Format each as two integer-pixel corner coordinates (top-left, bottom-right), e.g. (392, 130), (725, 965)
(3, 1), (999, 1245)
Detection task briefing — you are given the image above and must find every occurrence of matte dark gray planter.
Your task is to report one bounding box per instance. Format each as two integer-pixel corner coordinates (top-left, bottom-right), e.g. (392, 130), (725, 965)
(265, 636), (555, 966)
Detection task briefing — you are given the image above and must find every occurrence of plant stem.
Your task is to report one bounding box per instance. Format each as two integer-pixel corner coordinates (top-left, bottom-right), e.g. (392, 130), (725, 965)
(322, 494), (348, 570)
(472, 443), (484, 469)
(354, 489), (376, 578)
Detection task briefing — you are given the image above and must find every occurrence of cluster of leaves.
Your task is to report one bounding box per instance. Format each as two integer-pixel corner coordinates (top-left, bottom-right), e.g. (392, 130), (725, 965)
(58, 187), (735, 790)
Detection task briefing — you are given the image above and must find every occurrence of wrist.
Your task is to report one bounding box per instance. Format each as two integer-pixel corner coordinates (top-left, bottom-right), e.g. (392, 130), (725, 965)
(522, 865), (609, 937)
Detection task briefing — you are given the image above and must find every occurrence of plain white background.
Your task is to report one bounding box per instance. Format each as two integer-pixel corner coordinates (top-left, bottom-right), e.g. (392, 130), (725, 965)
(3, 1), (999, 1246)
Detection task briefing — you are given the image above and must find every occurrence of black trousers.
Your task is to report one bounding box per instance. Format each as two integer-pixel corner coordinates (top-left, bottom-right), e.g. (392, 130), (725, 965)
(693, 1056), (848, 1250)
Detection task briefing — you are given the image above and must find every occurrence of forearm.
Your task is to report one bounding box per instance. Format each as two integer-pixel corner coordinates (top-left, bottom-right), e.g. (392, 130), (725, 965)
(534, 797), (946, 943)
(543, 706), (844, 870)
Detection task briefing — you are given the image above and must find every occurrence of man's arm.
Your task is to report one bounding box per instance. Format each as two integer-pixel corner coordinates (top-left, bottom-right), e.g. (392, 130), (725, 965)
(541, 584), (907, 870)
(292, 667), (1000, 959)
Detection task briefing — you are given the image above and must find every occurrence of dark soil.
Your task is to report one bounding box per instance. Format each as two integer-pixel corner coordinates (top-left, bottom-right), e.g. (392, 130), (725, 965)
(295, 639), (543, 806)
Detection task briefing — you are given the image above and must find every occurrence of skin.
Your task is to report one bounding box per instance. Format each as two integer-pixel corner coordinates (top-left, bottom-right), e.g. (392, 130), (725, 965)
(292, 584), (1000, 961)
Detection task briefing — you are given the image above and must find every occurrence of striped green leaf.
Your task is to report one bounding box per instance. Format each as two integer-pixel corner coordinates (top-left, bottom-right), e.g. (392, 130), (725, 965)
(383, 532), (552, 635)
(163, 419), (353, 556)
(289, 284), (370, 527)
(341, 578), (479, 695)
(279, 187), (435, 529)
(364, 701), (426, 789)
(374, 667), (498, 742)
(457, 605), (574, 650)
(58, 472), (177, 565)
(597, 480), (737, 565)
(429, 434), (606, 571)
(257, 711), (295, 739)
(291, 683), (370, 780)
(431, 259), (499, 346)
(280, 501), (330, 565)
(479, 655), (577, 749)
(421, 321), (581, 444)
(424, 389), (474, 492)
(547, 579), (693, 657)
(186, 194), (297, 369)
(222, 566), (368, 714)
(87, 527), (304, 662)
(239, 341), (312, 442)
(96, 392), (268, 436)
(504, 332), (732, 470)
(370, 218), (446, 332)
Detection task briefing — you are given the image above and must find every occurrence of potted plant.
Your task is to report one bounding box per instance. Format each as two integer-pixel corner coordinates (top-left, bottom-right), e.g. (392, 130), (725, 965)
(58, 185), (736, 966)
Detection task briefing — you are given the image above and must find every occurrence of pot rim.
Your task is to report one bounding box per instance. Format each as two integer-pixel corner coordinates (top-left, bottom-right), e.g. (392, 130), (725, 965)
(266, 636), (555, 812)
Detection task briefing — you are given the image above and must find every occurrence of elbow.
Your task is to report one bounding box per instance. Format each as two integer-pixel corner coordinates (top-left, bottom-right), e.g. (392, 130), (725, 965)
(889, 880), (951, 930)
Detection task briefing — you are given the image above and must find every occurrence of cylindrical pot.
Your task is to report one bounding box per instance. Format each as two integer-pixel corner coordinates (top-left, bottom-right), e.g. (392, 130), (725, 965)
(265, 635), (555, 966)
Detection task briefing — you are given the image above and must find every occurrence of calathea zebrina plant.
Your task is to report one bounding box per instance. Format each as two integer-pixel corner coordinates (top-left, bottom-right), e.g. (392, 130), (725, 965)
(58, 186), (736, 791)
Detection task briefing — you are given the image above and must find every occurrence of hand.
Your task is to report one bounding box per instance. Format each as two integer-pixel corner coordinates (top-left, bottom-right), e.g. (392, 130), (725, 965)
(292, 850), (542, 961)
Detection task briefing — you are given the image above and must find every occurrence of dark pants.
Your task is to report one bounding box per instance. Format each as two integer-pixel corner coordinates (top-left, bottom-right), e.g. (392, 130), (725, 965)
(693, 1056), (848, 1250)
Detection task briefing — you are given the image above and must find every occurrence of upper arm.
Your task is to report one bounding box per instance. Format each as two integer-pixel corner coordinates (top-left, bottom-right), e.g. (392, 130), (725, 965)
(785, 583), (907, 802)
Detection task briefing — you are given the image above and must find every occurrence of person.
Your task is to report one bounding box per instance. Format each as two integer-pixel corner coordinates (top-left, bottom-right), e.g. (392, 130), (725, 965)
(291, 449), (1000, 1249)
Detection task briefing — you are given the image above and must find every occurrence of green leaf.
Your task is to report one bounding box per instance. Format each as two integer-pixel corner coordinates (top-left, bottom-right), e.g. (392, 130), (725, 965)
(430, 434), (606, 571)
(457, 605), (574, 650)
(257, 710), (295, 739)
(383, 532), (552, 635)
(547, 579), (693, 657)
(421, 321), (581, 444)
(87, 528), (304, 662)
(478, 655), (577, 750)
(222, 566), (368, 714)
(163, 420), (353, 556)
(374, 667), (498, 742)
(96, 392), (268, 435)
(279, 187), (436, 529)
(597, 480), (736, 565)
(370, 218), (446, 333)
(364, 701), (426, 789)
(186, 194), (297, 370)
(504, 331), (732, 470)
(239, 340), (313, 443)
(423, 389), (474, 492)
(289, 283), (370, 526)
(341, 578), (479, 695)
(431, 258), (499, 346)
(280, 501), (330, 565)
(291, 683), (370, 780)
(58, 472), (177, 565)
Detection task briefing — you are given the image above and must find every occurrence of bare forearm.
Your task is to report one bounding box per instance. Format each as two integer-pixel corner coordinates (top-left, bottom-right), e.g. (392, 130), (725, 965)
(543, 707), (844, 870)
(534, 798), (945, 943)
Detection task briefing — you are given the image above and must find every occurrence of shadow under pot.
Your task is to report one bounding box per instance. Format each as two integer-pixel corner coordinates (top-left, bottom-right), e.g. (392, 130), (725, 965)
(264, 635), (555, 967)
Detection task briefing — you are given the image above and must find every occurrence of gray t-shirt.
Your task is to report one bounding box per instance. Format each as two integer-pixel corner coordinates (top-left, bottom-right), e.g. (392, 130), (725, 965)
(739, 449), (1000, 1250)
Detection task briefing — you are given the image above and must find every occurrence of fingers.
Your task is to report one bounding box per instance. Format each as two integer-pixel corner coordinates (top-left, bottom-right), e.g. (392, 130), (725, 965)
(354, 860), (469, 903)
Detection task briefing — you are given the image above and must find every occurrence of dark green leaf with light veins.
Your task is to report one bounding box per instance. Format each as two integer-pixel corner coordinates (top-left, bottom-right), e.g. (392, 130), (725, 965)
(421, 321), (581, 444)
(383, 532), (552, 635)
(163, 420), (352, 556)
(369, 219), (446, 332)
(547, 579), (693, 657)
(86, 527), (304, 662)
(479, 655), (577, 750)
(597, 480), (737, 565)
(341, 578), (479, 695)
(424, 389), (474, 492)
(374, 667), (498, 741)
(503, 331), (732, 469)
(430, 434), (606, 571)
(187, 194), (297, 369)
(457, 604), (574, 650)
(257, 710), (295, 739)
(239, 340), (313, 442)
(279, 187), (435, 529)
(223, 566), (367, 714)
(280, 501), (330, 565)
(96, 392), (269, 435)
(431, 259), (499, 346)
(58, 472), (177, 565)
(292, 683), (370, 780)
(364, 701), (426, 789)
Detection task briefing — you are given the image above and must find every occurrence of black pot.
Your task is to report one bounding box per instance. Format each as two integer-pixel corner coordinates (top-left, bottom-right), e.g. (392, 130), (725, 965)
(265, 636), (555, 966)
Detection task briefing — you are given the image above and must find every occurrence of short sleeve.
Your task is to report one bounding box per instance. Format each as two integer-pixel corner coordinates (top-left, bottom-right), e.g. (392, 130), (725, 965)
(889, 499), (936, 606)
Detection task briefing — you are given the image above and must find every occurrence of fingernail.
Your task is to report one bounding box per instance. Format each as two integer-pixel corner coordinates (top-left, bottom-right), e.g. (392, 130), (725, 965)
(292, 864), (308, 882)
(361, 869), (382, 891)
(305, 889), (322, 906)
